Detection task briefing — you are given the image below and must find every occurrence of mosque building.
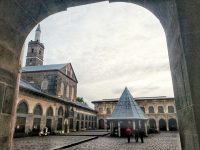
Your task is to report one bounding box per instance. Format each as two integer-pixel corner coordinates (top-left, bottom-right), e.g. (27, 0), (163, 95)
(15, 25), (97, 137)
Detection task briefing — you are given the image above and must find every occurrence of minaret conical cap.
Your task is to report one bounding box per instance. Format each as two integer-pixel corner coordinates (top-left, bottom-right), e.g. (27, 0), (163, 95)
(36, 24), (41, 32)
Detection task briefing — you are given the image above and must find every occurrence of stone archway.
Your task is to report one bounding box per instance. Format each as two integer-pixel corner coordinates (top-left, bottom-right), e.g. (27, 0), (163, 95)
(159, 119), (167, 131)
(15, 101), (29, 137)
(168, 118), (178, 131)
(0, 1), (200, 150)
(99, 119), (105, 129)
(149, 119), (157, 129)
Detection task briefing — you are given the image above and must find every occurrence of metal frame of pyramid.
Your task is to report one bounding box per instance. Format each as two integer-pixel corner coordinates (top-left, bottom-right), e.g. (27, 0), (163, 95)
(107, 87), (148, 120)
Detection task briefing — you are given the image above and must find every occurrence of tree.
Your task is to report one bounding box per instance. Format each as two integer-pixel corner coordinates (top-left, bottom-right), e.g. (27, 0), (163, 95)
(76, 97), (85, 104)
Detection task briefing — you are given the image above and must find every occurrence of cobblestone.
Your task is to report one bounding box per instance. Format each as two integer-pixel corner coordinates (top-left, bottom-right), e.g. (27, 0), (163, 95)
(65, 130), (110, 136)
(13, 132), (181, 150)
(13, 136), (95, 150)
(65, 132), (181, 150)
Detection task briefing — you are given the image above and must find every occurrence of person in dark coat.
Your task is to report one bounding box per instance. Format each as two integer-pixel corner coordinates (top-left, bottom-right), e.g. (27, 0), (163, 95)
(125, 127), (132, 143)
(134, 128), (139, 143)
(139, 128), (144, 143)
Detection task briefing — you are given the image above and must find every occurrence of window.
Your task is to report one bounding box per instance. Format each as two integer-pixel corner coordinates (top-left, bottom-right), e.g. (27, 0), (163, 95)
(168, 106), (175, 113)
(31, 49), (34, 53)
(58, 107), (63, 116)
(158, 106), (164, 113)
(99, 108), (103, 113)
(149, 106), (154, 113)
(46, 107), (53, 116)
(41, 79), (48, 90)
(17, 102), (28, 114)
(39, 50), (41, 54)
(77, 114), (80, 120)
(33, 105), (42, 115)
(140, 107), (145, 113)
(106, 108), (111, 114)
(60, 82), (64, 96)
(71, 87), (74, 100)
(66, 85), (70, 98)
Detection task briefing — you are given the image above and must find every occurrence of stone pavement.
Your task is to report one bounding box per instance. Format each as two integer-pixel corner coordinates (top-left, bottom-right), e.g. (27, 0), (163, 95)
(64, 132), (181, 150)
(13, 132), (181, 150)
(13, 136), (96, 150)
(65, 130), (110, 136)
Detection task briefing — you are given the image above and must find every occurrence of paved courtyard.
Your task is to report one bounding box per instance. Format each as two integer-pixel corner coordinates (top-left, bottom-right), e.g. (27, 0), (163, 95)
(13, 132), (181, 150)
(65, 132), (181, 150)
(13, 136), (96, 150)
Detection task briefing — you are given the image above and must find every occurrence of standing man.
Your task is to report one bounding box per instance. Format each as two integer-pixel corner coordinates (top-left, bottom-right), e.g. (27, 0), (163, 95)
(139, 128), (144, 143)
(126, 126), (132, 143)
(135, 127), (139, 142)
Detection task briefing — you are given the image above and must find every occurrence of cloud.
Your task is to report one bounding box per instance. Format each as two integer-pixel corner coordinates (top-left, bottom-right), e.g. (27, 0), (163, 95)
(23, 2), (174, 108)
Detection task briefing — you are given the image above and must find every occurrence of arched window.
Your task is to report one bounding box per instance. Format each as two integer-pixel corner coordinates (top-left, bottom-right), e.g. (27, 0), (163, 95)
(168, 106), (175, 113)
(41, 79), (48, 90)
(77, 114), (80, 120)
(106, 108), (111, 114)
(71, 87), (74, 100)
(66, 85), (70, 98)
(140, 107), (145, 113)
(17, 102), (28, 114)
(99, 107), (103, 113)
(65, 106), (69, 117)
(149, 106), (154, 113)
(46, 107), (53, 116)
(168, 118), (177, 131)
(81, 114), (84, 120)
(33, 105), (42, 115)
(58, 107), (63, 116)
(60, 82), (64, 96)
(159, 119), (167, 131)
(158, 106), (164, 113)
(149, 119), (156, 129)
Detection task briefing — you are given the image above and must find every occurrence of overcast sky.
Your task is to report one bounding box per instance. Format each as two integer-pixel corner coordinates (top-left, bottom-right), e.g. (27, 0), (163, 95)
(22, 2), (174, 106)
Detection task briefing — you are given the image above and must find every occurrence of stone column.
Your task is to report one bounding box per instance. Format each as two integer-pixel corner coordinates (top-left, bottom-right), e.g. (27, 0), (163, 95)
(118, 121), (121, 137)
(52, 116), (56, 132)
(79, 120), (81, 131)
(40, 115), (46, 130)
(144, 121), (148, 136)
(110, 122), (112, 133)
(25, 113), (33, 133)
(139, 120), (141, 128)
(166, 119), (169, 131)
(132, 120), (136, 130)
(73, 119), (76, 131)
(156, 120), (159, 132)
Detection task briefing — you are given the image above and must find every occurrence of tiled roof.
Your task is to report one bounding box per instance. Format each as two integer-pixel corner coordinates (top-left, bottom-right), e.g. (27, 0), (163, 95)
(20, 79), (41, 93)
(22, 63), (68, 72)
(92, 96), (174, 103)
(75, 101), (95, 111)
(19, 79), (95, 112)
(107, 87), (147, 120)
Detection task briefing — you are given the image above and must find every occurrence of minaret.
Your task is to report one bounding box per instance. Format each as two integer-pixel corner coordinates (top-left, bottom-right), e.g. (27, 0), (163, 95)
(35, 24), (41, 42)
(25, 24), (45, 66)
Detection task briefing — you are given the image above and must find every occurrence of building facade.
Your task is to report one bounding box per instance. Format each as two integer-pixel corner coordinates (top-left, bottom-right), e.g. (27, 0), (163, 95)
(15, 25), (97, 137)
(92, 96), (178, 132)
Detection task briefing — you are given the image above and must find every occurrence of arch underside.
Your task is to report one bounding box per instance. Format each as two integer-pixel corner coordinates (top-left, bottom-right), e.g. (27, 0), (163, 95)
(0, 0), (200, 150)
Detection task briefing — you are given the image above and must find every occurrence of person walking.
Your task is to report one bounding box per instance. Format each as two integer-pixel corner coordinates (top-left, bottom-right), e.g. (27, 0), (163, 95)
(139, 128), (144, 143)
(126, 127), (132, 143)
(134, 127), (139, 143)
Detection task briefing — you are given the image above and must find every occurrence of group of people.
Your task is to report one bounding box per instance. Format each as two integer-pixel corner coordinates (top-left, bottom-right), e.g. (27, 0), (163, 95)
(126, 127), (144, 143)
